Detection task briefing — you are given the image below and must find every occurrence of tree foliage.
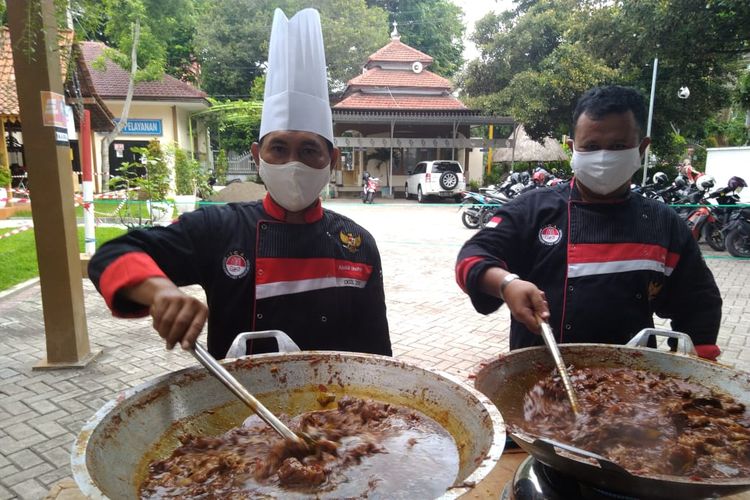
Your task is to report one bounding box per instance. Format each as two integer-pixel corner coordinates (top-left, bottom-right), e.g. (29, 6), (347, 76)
(198, 99), (263, 153)
(366, 0), (465, 77)
(195, 0), (389, 97)
(463, 0), (750, 158)
(71, 0), (199, 82)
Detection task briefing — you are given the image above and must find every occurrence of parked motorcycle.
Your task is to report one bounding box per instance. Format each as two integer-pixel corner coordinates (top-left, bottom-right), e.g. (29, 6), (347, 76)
(723, 207), (750, 258)
(702, 177), (748, 251)
(459, 190), (507, 229)
(362, 173), (380, 204)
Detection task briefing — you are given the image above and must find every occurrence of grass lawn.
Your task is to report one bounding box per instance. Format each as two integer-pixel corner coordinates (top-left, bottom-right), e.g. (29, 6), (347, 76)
(0, 226), (126, 291)
(9, 200), (149, 219)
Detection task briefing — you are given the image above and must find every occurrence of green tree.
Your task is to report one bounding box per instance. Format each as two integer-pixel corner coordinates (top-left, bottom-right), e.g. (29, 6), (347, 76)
(198, 98), (263, 153)
(195, 0), (389, 97)
(69, 0), (201, 185)
(367, 0), (465, 77)
(71, 0), (202, 81)
(463, 0), (750, 161)
(193, 0), (271, 97)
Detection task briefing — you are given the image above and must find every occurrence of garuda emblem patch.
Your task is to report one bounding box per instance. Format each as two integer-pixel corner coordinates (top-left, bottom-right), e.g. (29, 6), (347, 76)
(339, 231), (362, 253)
(648, 281), (663, 301)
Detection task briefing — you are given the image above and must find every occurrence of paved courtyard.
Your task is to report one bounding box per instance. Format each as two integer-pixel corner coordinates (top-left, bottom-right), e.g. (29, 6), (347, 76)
(1, 199), (749, 499)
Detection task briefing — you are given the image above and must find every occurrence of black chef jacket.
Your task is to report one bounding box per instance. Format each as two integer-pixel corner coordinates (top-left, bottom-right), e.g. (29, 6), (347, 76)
(456, 181), (721, 350)
(89, 195), (391, 359)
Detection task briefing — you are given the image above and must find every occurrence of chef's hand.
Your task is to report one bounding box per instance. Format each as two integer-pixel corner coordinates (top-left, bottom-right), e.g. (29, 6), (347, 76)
(122, 277), (208, 350)
(479, 268), (549, 334)
(502, 280), (550, 334)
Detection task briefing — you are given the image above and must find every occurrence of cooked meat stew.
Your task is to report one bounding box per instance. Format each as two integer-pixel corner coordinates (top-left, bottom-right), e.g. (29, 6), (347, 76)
(517, 367), (750, 478)
(140, 397), (459, 499)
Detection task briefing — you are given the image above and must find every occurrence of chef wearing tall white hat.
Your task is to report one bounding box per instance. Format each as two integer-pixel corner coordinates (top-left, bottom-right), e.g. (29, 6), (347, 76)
(88, 8), (392, 359)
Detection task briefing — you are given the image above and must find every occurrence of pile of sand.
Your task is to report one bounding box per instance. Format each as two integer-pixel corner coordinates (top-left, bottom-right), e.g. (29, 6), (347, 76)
(209, 182), (267, 203)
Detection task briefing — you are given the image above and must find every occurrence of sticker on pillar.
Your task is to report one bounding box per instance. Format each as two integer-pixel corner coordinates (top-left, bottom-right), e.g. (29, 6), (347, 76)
(54, 128), (69, 146)
(40, 91), (67, 128)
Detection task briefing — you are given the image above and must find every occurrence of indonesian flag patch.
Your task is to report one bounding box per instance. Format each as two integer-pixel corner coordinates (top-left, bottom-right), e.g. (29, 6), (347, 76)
(485, 216), (502, 228)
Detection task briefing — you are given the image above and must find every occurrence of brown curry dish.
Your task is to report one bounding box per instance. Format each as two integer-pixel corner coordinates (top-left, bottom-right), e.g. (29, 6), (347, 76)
(140, 397), (460, 499)
(518, 367), (750, 479)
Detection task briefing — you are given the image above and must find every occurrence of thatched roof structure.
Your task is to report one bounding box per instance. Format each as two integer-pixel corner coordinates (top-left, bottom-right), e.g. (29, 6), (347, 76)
(493, 125), (567, 162)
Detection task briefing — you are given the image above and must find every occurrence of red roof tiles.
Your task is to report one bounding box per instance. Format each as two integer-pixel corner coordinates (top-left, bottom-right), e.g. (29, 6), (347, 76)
(334, 92), (467, 110)
(79, 41), (207, 102)
(347, 67), (451, 89)
(367, 39), (433, 64)
(0, 28), (73, 119)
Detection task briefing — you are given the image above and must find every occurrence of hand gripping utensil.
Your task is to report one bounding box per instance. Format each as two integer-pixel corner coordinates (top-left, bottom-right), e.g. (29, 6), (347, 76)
(191, 342), (309, 446)
(536, 315), (581, 415)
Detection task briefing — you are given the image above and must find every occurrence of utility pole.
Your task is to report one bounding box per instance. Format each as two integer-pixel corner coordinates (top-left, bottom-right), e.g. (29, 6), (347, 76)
(641, 57), (658, 185)
(8, 0), (99, 368)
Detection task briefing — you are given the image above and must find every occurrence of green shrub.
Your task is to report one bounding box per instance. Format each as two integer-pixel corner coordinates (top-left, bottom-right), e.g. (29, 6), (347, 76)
(0, 163), (10, 187)
(174, 148), (201, 195)
(215, 149), (228, 185)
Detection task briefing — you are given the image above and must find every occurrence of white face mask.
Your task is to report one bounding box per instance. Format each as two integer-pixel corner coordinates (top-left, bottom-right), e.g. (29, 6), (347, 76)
(259, 158), (330, 212)
(571, 147), (642, 195)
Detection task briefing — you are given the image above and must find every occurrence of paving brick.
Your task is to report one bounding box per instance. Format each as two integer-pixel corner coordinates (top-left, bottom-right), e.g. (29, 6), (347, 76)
(0, 463), (19, 481)
(0, 483), (13, 500)
(37, 466), (72, 489)
(3, 462), (53, 487)
(31, 434), (75, 456)
(4, 423), (38, 441)
(9, 478), (48, 500)
(30, 421), (68, 439)
(7, 449), (43, 469)
(0, 399), (30, 416)
(39, 446), (71, 471)
(24, 398), (59, 415)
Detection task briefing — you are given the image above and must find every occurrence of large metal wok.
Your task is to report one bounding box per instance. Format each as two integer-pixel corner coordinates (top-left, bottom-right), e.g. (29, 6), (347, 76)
(475, 329), (750, 499)
(72, 331), (505, 499)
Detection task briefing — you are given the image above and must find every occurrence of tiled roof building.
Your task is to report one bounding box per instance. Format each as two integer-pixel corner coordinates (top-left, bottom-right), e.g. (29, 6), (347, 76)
(334, 25), (466, 111)
(78, 42), (208, 104)
(0, 28), (75, 121)
(0, 28), (114, 131)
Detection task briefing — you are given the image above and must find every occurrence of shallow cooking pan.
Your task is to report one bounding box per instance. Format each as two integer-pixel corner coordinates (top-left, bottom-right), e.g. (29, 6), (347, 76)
(73, 331), (505, 499)
(475, 329), (750, 499)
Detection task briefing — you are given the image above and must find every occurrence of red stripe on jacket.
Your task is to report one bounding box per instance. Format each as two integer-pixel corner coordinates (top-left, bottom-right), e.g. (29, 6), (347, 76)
(569, 242), (680, 268)
(99, 252), (166, 317)
(255, 257), (373, 284)
(455, 256), (485, 292)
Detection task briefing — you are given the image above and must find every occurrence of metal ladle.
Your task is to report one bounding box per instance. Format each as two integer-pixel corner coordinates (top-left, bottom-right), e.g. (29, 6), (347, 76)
(191, 342), (309, 446)
(536, 315), (581, 415)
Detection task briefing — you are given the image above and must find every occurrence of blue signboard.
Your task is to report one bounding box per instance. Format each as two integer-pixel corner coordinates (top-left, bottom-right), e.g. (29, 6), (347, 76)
(115, 119), (163, 136)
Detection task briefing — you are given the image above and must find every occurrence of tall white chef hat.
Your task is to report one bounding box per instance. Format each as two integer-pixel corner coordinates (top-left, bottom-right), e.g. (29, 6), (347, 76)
(259, 8), (334, 144)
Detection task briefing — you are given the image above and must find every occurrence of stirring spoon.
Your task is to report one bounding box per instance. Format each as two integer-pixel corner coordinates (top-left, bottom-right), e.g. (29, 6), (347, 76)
(536, 315), (581, 415)
(191, 342), (312, 446)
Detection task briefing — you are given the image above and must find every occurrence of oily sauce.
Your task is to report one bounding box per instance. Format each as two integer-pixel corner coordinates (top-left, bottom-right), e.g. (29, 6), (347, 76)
(140, 397), (459, 499)
(517, 367), (750, 478)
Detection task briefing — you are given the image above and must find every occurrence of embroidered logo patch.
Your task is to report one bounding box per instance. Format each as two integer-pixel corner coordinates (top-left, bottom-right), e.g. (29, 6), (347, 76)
(538, 225), (562, 246)
(223, 251), (250, 279)
(339, 231), (362, 253)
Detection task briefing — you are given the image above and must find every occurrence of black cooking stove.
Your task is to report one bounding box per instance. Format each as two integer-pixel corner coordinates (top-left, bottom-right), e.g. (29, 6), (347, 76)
(501, 456), (640, 500)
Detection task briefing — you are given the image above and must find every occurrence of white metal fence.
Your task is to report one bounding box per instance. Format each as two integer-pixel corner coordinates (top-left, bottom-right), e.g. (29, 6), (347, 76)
(227, 151), (257, 179)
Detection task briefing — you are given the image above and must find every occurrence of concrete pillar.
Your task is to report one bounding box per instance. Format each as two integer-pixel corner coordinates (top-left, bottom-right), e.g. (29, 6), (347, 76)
(8, 0), (99, 369)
